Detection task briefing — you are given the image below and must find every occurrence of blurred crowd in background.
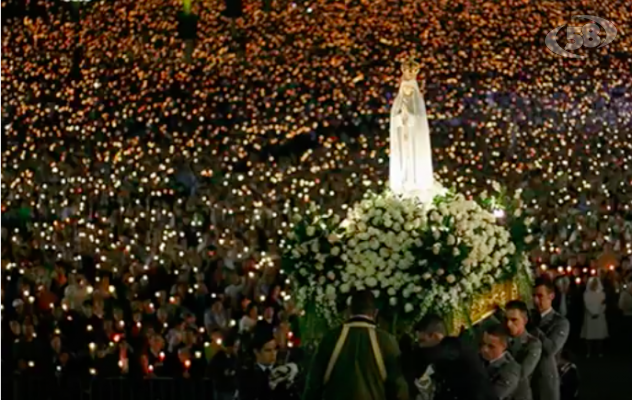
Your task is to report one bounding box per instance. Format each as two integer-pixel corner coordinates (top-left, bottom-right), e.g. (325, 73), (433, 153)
(2, 0), (632, 398)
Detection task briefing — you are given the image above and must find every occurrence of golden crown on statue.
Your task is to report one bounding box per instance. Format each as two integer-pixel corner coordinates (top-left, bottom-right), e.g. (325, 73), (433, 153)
(400, 56), (420, 81)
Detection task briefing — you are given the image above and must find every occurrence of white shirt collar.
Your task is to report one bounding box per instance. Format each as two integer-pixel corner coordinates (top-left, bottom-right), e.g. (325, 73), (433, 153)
(541, 307), (554, 319)
(489, 351), (507, 365)
(258, 363), (272, 372)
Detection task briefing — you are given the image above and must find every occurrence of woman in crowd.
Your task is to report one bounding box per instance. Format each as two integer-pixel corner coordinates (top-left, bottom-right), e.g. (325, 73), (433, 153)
(581, 277), (609, 358)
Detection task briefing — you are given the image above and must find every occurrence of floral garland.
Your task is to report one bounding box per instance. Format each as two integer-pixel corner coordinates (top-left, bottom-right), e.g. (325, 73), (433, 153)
(281, 183), (535, 334)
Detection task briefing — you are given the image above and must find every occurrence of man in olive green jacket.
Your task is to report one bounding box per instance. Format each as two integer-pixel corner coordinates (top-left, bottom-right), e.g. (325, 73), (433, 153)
(302, 290), (409, 400)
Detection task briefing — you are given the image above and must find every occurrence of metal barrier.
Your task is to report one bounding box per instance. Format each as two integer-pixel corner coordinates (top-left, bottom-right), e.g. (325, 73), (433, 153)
(8, 376), (215, 400)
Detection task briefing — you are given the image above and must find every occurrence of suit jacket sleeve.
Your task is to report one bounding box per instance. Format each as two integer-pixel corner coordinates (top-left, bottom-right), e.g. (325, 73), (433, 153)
(302, 331), (336, 400)
(380, 333), (410, 400)
(522, 339), (542, 378)
(538, 318), (569, 357)
(492, 364), (520, 400)
(238, 367), (259, 400)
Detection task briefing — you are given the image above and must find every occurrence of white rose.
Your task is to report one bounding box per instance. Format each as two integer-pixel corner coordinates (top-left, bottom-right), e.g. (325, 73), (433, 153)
(291, 249), (300, 259)
(358, 221), (368, 232)
(311, 242), (319, 253)
(328, 234), (339, 243)
(446, 274), (456, 284)
(387, 288), (396, 296)
(432, 230), (441, 240)
(331, 246), (341, 256)
(299, 268), (307, 276)
(432, 243), (442, 255)
(348, 239), (357, 248)
(447, 235), (456, 246)
(404, 222), (413, 231)
(288, 232), (296, 240)
(384, 219), (393, 228)
(327, 271), (336, 280)
(393, 223), (402, 232)
(389, 297), (398, 306)
(452, 247), (461, 257)
(318, 276), (326, 285)
(365, 277), (378, 287)
(404, 303), (414, 313)
(502, 257), (509, 265)
(306, 226), (316, 237)
(514, 209), (523, 218)
(340, 283), (350, 293)
(525, 235), (533, 244)
(379, 247), (390, 258)
(524, 217), (534, 226)
(422, 272), (432, 280)
(315, 263), (324, 271)
(332, 214), (341, 224)
(436, 268), (445, 276)
(370, 238), (380, 250)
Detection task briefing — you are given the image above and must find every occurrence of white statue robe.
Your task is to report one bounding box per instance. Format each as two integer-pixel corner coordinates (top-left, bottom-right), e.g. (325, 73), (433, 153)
(389, 78), (434, 197)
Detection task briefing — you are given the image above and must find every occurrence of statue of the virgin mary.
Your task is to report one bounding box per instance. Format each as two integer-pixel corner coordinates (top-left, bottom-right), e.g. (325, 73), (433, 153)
(389, 57), (435, 201)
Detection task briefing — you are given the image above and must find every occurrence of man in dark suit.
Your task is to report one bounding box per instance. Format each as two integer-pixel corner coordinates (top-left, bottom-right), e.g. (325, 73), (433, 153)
(412, 314), (495, 400)
(237, 327), (279, 400)
(505, 300), (542, 400)
(302, 290), (409, 400)
(480, 324), (521, 400)
(531, 279), (570, 400)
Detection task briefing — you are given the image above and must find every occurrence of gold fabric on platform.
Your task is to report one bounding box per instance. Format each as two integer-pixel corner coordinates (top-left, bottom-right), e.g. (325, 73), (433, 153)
(451, 280), (520, 334)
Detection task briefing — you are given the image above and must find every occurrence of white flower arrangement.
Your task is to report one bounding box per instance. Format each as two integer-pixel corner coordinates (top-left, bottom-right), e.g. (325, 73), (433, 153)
(282, 186), (534, 331)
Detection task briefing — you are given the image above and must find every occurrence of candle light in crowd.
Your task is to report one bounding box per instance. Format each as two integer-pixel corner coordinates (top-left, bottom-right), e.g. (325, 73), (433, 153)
(159, 352), (165, 361)
(148, 365), (154, 373)
(184, 360), (191, 369)
(89, 368), (97, 376)
(557, 266), (564, 274)
(229, 319), (236, 327)
(195, 351), (202, 359)
(89, 342), (96, 352)
(28, 361), (35, 368)
(575, 277), (582, 285)
(87, 324), (93, 332)
(215, 338), (223, 346)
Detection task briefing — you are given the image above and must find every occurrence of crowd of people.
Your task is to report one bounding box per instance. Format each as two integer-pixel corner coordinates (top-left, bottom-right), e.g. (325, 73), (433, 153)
(2, 0), (632, 399)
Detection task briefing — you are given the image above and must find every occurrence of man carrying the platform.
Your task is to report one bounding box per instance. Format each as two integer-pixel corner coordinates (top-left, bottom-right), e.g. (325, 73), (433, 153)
(531, 279), (570, 400)
(480, 324), (522, 400)
(504, 300), (542, 400)
(412, 314), (495, 400)
(302, 290), (409, 400)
